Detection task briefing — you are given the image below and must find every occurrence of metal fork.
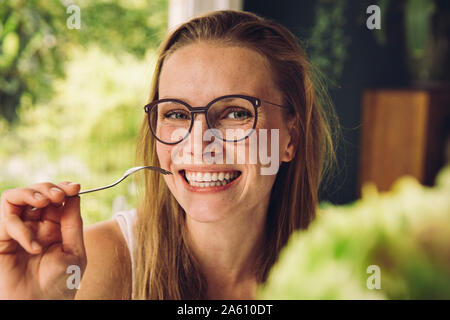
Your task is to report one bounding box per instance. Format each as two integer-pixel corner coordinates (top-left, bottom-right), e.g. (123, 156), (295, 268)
(29, 166), (172, 211)
(77, 166), (172, 195)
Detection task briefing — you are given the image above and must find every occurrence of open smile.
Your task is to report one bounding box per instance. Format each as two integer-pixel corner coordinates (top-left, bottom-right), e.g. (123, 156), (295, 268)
(178, 169), (241, 191)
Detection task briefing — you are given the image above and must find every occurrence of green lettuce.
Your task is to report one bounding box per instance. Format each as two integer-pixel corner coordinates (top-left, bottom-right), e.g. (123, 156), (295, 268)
(258, 166), (450, 299)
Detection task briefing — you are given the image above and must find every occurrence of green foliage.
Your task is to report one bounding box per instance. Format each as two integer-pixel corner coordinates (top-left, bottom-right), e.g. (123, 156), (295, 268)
(372, 0), (450, 83)
(74, 0), (167, 59)
(0, 1), (166, 224)
(405, 0), (434, 58)
(404, 0), (435, 81)
(0, 0), (167, 123)
(0, 47), (158, 224)
(309, 0), (450, 83)
(308, 0), (350, 83)
(0, 0), (68, 122)
(258, 166), (450, 299)
(86, 102), (141, 173)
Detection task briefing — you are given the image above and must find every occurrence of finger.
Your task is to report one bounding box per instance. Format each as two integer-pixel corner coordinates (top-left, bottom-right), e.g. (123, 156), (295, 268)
(40, 182), (80, 224)
(21, 200), (64, 223)
(3, 214), (41, 254)
(60, 196), (84, 256)
(0, 189), (49, 252)
(33, 218), (62, 248)
(22, 206), (43, 221)
(56, 181), (81, 197)
(40, 202), (64, 224)
(16, 182), (80, 228)
(29, 182), (70, 207)
(1, 188), (51, 217)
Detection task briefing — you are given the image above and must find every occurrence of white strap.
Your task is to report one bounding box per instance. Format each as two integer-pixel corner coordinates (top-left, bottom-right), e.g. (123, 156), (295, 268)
(113, 208), (137, 294)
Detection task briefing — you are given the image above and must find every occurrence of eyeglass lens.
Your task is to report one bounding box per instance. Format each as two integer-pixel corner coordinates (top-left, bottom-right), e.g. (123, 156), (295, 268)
(149, 97), (256, 143)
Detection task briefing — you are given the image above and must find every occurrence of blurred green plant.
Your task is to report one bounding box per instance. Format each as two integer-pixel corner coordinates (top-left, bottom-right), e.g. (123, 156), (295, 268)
(73, 0), (167, 58)
(0, 0), (167, 123)
(308, 0), (450, 84)
(0, 46), (158, 224)
(374, 0), (450, 83)
(308, 0), (350, 83)
(0, 0), (166, 224)
(258, 166), (450, 299)
(0, 0), (68, 122)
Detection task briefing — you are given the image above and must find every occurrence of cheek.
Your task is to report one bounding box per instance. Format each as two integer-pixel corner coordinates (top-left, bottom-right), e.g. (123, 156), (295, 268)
(156, 143), (173, 166)
(242, 164), (277, 207)
(257, 115), (290, 154)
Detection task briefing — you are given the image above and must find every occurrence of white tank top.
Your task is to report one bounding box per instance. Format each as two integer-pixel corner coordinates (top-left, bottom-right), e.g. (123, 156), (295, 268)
(113, 208), (137, 293)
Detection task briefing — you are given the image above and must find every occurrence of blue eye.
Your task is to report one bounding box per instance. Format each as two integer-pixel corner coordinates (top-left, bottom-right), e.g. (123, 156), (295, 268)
(225, 108), (252, 120)
(165, 111), (190, 120)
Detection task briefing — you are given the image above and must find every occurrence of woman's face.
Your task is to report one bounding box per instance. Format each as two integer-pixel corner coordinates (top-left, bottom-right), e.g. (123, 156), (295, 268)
(157, 41), (295, 222)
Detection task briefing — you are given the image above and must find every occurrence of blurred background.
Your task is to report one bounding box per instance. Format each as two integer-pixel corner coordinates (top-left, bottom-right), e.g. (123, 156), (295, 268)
(1, 0), (449, 225)
(0, 0), (168, 224)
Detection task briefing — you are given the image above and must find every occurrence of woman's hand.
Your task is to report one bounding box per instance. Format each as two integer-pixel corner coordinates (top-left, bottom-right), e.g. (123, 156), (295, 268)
(0, 182), (87, 299)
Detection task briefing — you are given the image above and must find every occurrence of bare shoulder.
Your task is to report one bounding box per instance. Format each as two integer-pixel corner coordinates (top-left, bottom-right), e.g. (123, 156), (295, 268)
(75, 218), (132, 300)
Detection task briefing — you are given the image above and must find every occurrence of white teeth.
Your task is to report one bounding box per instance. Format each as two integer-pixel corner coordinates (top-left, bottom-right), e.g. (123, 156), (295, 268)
(183, 170), (240, 187)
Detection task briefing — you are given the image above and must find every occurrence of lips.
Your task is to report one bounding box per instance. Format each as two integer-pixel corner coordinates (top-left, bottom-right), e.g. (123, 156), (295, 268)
(179, 170), (241, 188)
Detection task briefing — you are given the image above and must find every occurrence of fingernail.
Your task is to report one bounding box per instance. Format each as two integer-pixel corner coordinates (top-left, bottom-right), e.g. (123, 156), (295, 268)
(34, 192), (44, 200)
(31, 240), (41, 251)
(50, 187), (62, 195)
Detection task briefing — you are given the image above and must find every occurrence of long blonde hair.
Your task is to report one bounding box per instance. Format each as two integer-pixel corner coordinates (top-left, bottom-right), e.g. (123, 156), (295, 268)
(132, 10), (338, 299)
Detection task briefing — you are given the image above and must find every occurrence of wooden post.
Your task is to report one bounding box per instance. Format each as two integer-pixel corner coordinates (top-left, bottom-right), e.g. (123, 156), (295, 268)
(359, 88), (450, 194)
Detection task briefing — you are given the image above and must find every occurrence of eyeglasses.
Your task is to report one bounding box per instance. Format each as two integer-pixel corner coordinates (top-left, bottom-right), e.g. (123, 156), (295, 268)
(144, 94), (289, 145)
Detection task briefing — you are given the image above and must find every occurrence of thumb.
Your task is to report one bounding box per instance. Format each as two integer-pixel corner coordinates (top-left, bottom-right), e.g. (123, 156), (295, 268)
(60, 196), (84, 256)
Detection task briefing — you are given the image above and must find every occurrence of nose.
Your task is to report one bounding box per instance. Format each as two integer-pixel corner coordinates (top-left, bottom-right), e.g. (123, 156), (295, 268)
(183, 113), (221, 161)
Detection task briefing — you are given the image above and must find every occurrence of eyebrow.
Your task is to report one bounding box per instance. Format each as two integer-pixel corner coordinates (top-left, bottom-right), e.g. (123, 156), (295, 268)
(159, 92), (257, 103)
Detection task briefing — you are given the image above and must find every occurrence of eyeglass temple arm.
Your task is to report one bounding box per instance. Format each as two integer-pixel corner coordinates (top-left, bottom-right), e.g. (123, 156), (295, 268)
(261, 99), (290, 109)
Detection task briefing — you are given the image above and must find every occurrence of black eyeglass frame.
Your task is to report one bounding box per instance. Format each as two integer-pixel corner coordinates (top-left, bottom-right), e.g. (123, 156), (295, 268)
(144, 94), (289, 145)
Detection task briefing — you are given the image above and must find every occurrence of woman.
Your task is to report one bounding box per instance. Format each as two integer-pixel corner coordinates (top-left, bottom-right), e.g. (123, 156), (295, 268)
(0, 10), (337, 299)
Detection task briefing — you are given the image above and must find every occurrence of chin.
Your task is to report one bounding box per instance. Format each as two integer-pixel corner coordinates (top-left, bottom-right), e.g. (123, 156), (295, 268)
(183, 202), (232, 223)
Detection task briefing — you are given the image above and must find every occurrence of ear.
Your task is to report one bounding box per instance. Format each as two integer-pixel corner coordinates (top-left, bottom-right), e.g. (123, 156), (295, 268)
(281, 119), (298, 163)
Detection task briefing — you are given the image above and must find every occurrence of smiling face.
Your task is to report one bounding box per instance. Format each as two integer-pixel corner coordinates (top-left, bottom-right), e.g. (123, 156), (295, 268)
(156, 41), (296, 223)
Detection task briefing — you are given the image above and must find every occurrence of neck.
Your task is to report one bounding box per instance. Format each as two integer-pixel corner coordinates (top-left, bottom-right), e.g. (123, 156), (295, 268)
(185, 199), (269, 298)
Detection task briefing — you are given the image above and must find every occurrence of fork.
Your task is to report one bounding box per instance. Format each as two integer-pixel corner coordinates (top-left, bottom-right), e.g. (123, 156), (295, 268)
(77, 166), (172, 195)
(29, 166), (172, 211)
